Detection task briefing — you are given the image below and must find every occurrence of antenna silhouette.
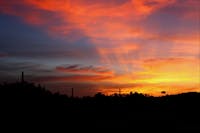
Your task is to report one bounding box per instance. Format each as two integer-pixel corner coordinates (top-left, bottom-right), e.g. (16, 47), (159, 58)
(119, 88), (121, 95)
(21, 72), (24, 83)
(71, 88), (74, 98)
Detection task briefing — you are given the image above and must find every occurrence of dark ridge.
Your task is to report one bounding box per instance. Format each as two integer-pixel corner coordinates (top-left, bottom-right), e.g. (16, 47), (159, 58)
(0, 81), (200, 132)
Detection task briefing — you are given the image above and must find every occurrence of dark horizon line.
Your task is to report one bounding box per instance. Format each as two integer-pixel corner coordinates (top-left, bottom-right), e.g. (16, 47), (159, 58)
(1, 79), (199, 99)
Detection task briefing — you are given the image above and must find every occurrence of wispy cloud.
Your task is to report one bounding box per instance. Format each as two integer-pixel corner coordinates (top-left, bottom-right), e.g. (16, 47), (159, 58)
(56, 64), (113, 75)
(32, 74), (113, 83)
(0, 61), (52, 75)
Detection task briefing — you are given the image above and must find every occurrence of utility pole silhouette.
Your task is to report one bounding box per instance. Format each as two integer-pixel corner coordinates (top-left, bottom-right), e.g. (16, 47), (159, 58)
(71, 88), (74, 98)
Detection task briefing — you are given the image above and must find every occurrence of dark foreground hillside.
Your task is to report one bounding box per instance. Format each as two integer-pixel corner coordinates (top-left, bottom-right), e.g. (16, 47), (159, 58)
(1, 82), (200, 132)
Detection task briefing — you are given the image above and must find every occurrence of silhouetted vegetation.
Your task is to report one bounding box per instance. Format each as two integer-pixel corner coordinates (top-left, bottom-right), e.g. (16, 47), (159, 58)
(0, 81), (200, 132)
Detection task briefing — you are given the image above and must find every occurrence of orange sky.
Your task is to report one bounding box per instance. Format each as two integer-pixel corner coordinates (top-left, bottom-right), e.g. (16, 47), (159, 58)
(0, 0), (199, 96)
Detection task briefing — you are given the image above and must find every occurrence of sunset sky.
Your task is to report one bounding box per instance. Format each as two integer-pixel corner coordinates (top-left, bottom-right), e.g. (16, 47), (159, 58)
(0, 0), (199, 96)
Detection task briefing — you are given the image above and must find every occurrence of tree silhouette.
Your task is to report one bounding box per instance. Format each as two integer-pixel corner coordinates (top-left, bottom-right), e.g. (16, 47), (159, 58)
(0, 81), (200, 132)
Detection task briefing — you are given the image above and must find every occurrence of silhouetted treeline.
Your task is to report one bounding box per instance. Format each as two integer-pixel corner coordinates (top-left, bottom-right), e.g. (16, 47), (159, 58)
(0, 81), (200, 132)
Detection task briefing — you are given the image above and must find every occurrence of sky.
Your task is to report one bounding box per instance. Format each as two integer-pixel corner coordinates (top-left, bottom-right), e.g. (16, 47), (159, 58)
(0, 0), (199, 97)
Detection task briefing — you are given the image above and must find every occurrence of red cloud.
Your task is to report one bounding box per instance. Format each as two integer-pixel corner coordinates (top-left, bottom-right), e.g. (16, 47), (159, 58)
(0, 0), (177, 37)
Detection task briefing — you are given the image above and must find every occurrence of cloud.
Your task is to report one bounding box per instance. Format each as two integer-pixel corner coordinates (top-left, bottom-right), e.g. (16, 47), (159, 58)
(0, 0), (176, 38)
(0, 61), (52, 75)
(130, 0), (176, 16)
(32, 74), (113, 83)
(0, 52), (7, 58)
(56, 64), (113, 75)
(160, 0), (200, 20)
(7, 48), (99, 59)
(1, 0), (197, 58)
(0, 61), (40, 71)
(97, 43), (140, 70)
(0, 0), (197, 44)
(171, 43), (200, 56)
